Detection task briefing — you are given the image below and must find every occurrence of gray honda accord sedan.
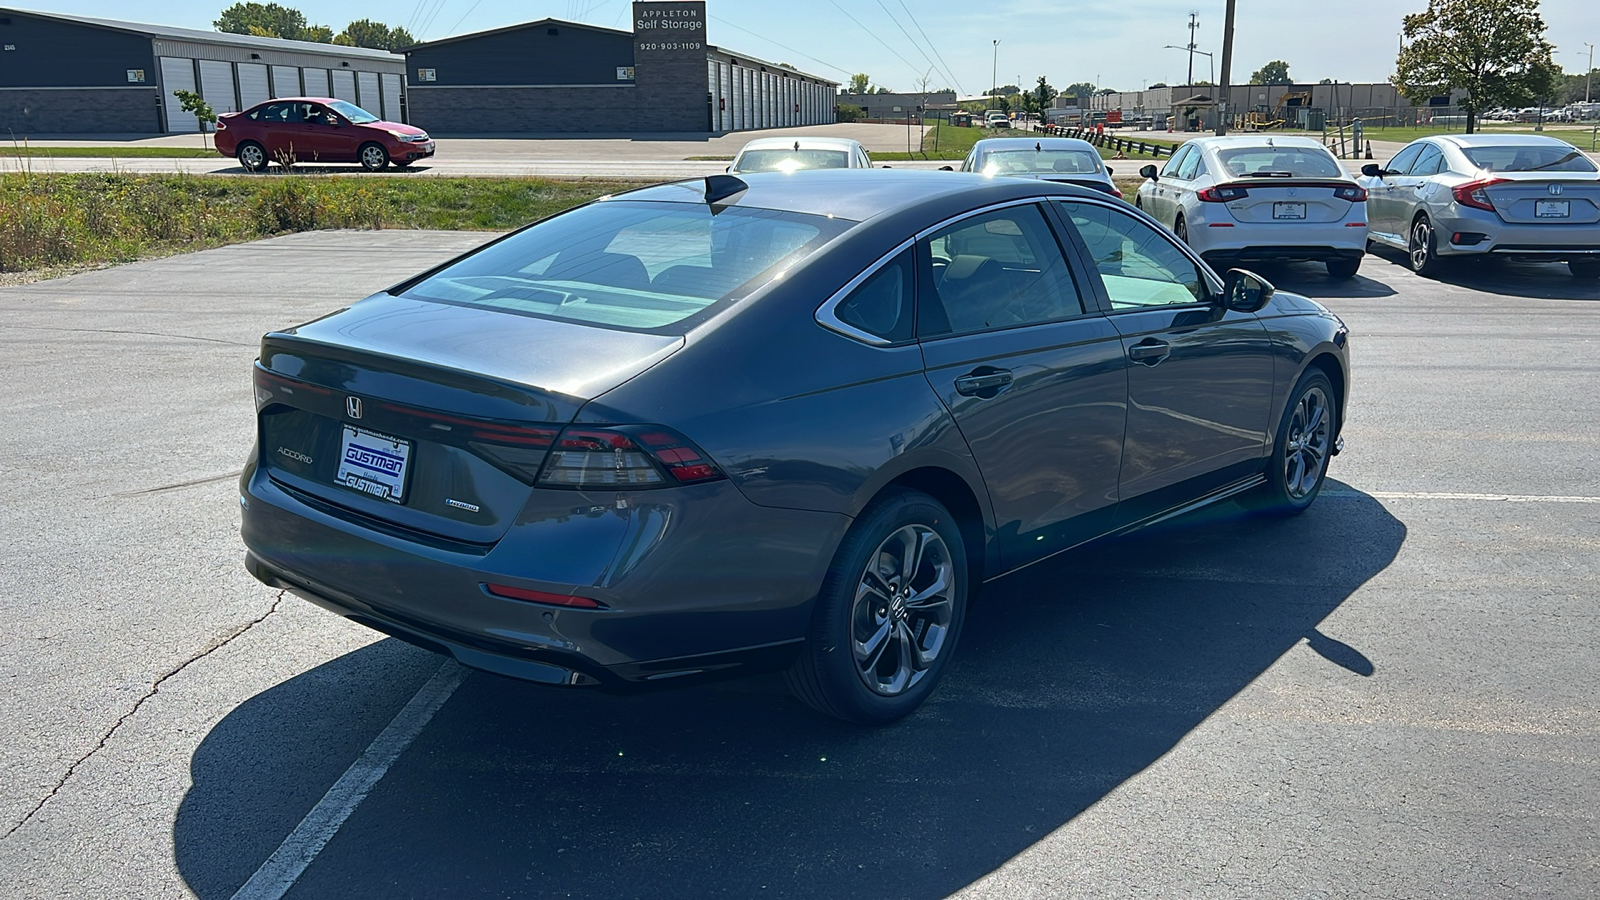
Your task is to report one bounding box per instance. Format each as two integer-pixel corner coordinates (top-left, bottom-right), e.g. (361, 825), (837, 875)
(242, 169), (1350, 724)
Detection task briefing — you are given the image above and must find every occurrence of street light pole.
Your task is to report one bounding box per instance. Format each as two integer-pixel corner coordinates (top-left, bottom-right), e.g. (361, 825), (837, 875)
(1216, 0), (1235, 135)
(992, 39), (999, 110)
(1585, 42), (1594, 103)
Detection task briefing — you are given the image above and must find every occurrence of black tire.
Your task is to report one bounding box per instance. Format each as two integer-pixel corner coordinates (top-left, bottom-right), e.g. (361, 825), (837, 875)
(358, 142), (390, 171)
(1406, 213), (1444, 277)
(1569, 259), (1600, 279)
(1174, 214), (1189, 244)
(236, 141), (267, 173)
(1248, 369), (1338, 516)
(786, 489), (968, 725)
(1325, 258), (1361, 279)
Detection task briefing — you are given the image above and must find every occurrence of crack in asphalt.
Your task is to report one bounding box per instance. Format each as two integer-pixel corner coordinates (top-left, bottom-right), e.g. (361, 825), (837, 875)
(0, 591), (286, 841)
(114, 471), (244, 497)
(0, 324), (253, 347)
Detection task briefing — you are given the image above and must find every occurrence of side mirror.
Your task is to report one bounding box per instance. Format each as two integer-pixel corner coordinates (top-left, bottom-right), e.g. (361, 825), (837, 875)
(1221, 269), (1275, 313)
(1139, 164), (1159, 180)
(725, 165), (731, 173)
(939, 165), (953, 171)
(1360, 163), (1384, 178)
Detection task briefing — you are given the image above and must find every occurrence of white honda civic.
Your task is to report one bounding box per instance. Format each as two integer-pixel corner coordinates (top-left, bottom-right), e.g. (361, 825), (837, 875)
(1134, 135), (1370, 278)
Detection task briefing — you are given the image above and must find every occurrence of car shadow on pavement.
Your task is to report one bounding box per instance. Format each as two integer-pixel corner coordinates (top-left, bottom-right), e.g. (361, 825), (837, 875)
(175, 487), (1405, 899)
(1363, 248), (1600, 301)
(1235, 260), (1400, 300)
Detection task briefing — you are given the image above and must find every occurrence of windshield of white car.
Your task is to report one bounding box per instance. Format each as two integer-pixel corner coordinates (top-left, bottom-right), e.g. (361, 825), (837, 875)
(733, 149), (850, 173)
(979, 149), (1104, 177)
(398, 201), (848, 333)
(1218, 147), (1343, 178)
(327, 100), (380, 124)
(1461, 146), (1597, 173)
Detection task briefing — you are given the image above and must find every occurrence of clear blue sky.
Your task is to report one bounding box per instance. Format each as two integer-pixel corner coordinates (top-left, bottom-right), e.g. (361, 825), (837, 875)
(18, 0), (1600, 92)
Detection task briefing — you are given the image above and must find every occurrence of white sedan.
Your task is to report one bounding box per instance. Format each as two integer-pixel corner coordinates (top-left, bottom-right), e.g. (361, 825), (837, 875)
(1134, 135), (1370, 279)
(728, 137), (872, 174)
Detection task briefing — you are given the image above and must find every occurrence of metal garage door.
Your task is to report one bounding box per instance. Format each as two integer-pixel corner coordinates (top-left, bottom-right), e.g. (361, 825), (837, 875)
(303, 67), (330, 97)
(331, 69), (357, 103)
(237, 63), (270, 109)
(159, 57), (199, 132)
(197, 59), (237, 115)
(356, 72), (379, 113)
(270, 65), (300, 98)
(380, 74), (402, 122)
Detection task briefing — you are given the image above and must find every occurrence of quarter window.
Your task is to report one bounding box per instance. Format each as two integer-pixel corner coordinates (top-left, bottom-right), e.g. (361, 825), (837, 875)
(1058, 201), (1210, 309)
(833, 249), (915, 343)
(918, 205), (1086, 337)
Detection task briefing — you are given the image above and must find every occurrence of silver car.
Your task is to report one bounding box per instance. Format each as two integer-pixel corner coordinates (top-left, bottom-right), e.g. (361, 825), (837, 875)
(728, 137), (872, 174)
(1357, 135), (1600, 278)
(958, 137), (1120, 197)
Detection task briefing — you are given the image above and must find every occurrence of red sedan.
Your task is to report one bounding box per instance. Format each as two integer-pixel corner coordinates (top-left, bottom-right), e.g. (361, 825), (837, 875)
(214, 97), (434, 172)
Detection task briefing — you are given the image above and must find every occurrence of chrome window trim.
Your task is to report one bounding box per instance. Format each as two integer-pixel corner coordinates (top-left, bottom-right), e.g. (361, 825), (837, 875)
(814, 196), (1065, 346)
(1050, 196), (1227, 306)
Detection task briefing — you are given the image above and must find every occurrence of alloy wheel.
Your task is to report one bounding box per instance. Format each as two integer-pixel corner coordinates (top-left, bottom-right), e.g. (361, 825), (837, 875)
(1283, 385), (1332, 500)
(1409, 218), (1433, 271)
(361, 145), (388, 170)
(850, 524), (954, 696)
(239, 144), (264, 171)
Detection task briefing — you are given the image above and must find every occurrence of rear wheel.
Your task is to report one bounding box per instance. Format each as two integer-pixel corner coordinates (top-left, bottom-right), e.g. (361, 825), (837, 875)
(358, 142), (390, 171)
(236, 141), (267, 173)
(1570, 259), (1600, 279)
(1174, 214), (1189, 244)
(1325, 258), (1361, 279)
(1407, 214), (1443, 277)
(1249, 369), (1337, 516)
(786, 489), (967, 725)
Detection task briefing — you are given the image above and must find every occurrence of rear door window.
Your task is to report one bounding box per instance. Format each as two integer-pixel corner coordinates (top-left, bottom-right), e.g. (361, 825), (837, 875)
(1057, 200), (1211, 309)
(1385, 143), (1425, 175)
(1411, 144), (1444, 176)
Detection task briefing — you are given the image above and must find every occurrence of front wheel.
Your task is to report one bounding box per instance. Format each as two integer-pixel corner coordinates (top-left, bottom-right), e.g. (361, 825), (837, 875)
(1249, 369), (1338, 516)
(786, 489), (967, 725)
(1325, 258), (1361, 279)
(358, 142), (390, 171)
(1570, 259), (1600, 279)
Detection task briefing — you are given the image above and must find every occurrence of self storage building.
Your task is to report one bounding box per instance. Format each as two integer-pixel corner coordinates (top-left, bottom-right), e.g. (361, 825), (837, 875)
(403, 1), (837, 134)
(0, 7), (405, 135)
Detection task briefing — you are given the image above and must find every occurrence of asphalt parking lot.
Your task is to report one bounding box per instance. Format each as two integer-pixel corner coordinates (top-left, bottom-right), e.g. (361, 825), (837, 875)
(1, 233), (1597, 899)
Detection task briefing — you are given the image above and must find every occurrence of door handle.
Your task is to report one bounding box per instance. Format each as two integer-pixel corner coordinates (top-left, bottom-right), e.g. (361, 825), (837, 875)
(954, 368), (1014, 396)
(1128, 339), (1171, 365)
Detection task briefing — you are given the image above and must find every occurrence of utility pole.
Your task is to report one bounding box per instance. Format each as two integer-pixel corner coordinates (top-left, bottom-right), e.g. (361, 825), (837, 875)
(1585, 43), (1595, 103)
(992, 39), (1000, 110)
(1215, 0), (1235, 134)
(1186, 11), (1199, 90)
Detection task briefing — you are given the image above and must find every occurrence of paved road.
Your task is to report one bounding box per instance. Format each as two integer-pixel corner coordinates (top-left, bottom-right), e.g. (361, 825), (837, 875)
(1, 232), (1597, 898)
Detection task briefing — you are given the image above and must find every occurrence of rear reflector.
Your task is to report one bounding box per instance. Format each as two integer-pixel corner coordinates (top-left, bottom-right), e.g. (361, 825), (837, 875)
(1345, 222), (1368, 227)
(485, 583), (603, 609)
(1207, 222), (1235, 227)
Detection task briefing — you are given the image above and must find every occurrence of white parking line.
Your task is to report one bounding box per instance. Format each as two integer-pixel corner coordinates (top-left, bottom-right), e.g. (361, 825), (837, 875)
(1326, 489), (1600, 504)
(229, 661), (468, 900)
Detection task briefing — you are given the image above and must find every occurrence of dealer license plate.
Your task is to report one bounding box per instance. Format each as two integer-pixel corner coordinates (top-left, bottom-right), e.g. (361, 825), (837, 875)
(336, 425), (411, 504)
(1273, 202), (1307, 220)
(1535, 200), (1570, 219)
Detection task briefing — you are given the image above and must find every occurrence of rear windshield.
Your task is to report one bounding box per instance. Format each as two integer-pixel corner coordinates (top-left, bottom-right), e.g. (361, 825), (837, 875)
(328, 100), (379, 124)
(980, 149), (1103, 177)
(733, 149), (850, 173)
(1218, 146), (1343, 178)
(1460, 145), (1597, 173)
(398, 200), (849, 333)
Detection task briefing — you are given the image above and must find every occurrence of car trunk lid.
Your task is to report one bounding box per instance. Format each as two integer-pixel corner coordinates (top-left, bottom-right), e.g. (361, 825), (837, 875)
(1215, 181), (1357, 224)
(1478, 173), (1600, 225)
(256, 294), (683, 544)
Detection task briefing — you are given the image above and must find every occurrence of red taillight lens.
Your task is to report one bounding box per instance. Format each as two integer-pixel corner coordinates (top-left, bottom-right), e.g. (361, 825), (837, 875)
(1196, 184), (1249, 202)
(535, 425), (723, 489)
(1333, 185), (1367, 202)
(485, 583), (603, 609)
(1452, 178), (1507, 212)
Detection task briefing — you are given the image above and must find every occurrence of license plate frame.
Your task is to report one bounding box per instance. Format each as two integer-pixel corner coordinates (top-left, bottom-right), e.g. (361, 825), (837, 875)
(1534, 200), (1570, 219)
(1273, 202), (1307, 220)
(336, 425), (412, 504)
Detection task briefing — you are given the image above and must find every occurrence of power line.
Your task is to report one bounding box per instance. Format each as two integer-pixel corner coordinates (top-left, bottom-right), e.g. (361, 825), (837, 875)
(869, 0), (957, 92)
(824, 0), (923, 84)
(893, 0), (964, 94)
(707, 15), (855, 78)
(444, 0), (488, 37)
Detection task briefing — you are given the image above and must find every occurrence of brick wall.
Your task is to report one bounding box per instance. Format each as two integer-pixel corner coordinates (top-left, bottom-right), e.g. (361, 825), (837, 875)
(0, 88), (162, 136)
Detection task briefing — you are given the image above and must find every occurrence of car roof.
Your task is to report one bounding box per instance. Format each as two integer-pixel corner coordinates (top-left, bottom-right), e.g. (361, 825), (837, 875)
(973, 137), (1100, 153)
(1432, 133), (1582, 149)
(245, 97), (339, 107)
(612, 168), (1107, 223)
(736, 137), (863, 152)
(1187, 135), (1329, 151)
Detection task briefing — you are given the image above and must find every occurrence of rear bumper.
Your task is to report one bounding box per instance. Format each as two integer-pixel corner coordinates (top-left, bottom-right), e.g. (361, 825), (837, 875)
(1203, 246), (1366, 264)
(240, 461), (849, 688)
(1185, 210), (1369, 261)
(1433, 210), (1600, 259)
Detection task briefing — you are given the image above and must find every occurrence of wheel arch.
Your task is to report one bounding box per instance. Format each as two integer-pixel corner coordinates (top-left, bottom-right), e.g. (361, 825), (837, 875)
(1303, 349), (1348, 436)
(872, 465), (992, 591)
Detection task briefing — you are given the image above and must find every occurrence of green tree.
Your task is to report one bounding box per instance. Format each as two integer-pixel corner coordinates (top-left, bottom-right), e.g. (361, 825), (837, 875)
(215, 2), (332, 42)
(1148, 82), (1168, 88)
(1393, 0), (1561, 133)
(1034, 77), (1059, 110)
(172, 89), (217, 148)
(836, 103), (865, 122)
(1250, 60), (1292, 84)
(334, 19), (415, 51)
(848, 73), (871, 94)
(1060, 82), (1096, 103)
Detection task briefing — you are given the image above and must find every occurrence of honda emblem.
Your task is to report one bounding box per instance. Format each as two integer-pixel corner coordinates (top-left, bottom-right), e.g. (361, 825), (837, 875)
(346, 396), (363, 419)
(1549, 184), (1563, 195)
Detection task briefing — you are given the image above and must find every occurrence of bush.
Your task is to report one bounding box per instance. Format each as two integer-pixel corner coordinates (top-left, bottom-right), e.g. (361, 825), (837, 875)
(836, 103), (866, 123)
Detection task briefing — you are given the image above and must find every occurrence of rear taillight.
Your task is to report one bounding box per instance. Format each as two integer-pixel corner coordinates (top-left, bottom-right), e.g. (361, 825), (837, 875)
(1452, 178), (1507, 212)
(253, 364), (330, 411)
(216, 119), (227, 131)
(1196, 184), (1249, 202)
(485, 583), (604, 609)
(536, 425), (723, 489)
(1333, 185), (1367, 202)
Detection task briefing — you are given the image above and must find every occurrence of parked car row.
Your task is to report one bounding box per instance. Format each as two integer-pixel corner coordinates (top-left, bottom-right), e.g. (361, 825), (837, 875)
(1127, 133), (1600, 280)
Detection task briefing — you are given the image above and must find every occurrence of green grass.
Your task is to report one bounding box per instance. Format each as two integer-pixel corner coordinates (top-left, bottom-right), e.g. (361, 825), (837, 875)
(0, 173), (660, 274)
(0, 145), (220, 159)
